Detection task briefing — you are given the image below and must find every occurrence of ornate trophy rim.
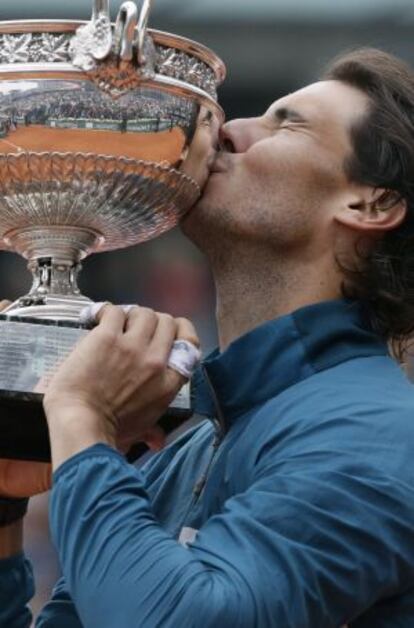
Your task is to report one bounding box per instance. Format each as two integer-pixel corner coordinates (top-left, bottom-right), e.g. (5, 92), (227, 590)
(0, 20), (226, 82)
(0, 19), (226, 105)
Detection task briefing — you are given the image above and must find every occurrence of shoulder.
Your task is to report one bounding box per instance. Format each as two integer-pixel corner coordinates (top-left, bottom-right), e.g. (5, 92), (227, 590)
(246, 355), (414, 482)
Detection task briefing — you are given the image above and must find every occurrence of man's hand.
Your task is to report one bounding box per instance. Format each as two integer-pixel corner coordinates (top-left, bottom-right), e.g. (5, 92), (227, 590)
(0, 460), (51, 498)
(44, 305), (199, 470)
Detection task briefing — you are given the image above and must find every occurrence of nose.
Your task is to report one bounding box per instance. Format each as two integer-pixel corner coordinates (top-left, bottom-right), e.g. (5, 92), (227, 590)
(219, 116), (266, 153)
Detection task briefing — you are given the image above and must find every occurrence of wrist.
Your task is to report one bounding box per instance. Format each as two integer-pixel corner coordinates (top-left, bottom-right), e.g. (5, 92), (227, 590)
(0, 518), (23, 560)
(44, 394), (103, 423)
(44, 402), (116, 471)
(0, 497), (29, 528)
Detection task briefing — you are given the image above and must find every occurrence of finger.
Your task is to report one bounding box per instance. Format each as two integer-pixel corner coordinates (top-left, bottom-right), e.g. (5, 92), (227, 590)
(167, 318), (201, 380)
(175, 317), (200, 347)
(121, 305), (137, 316)
(124, 306), (159, 343)
(0, 460), (51, 497)
(147, 313), (177, 364)
(168, 340), (201, 380)
(116, 425), (167, 454)
(79, 301), (111, 327)
(0, 299), (11, 313)
(94, 304), (127, 334)
(141, 426), (167, 452)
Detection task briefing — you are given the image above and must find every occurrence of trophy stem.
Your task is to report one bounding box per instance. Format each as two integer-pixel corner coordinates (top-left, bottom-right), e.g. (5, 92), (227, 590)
(27, 257), (82, 301)
(2, 226), (104, 321)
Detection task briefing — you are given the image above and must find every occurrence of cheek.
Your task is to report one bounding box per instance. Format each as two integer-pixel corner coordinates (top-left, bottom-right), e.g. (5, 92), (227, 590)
(244, 136), (345, 196)
(242, 144), (307, 206)
(236, 141), (340, 237)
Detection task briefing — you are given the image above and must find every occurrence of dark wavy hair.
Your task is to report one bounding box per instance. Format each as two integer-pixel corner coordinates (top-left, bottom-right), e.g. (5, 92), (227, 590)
(323, 48), (414, 357)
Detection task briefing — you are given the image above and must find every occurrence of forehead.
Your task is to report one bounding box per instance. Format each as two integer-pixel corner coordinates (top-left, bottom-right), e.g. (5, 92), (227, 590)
(273, 80), (370, 133)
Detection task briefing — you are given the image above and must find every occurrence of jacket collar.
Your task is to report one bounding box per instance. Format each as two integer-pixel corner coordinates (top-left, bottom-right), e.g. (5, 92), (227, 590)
(192, 299), (388, 427)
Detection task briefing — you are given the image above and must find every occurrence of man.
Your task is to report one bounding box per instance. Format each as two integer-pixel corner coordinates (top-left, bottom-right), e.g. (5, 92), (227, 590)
(1, 47), (414, 627)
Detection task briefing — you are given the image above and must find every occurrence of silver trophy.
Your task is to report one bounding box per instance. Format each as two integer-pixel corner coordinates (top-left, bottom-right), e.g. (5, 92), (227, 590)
(0, 0), (225, 461)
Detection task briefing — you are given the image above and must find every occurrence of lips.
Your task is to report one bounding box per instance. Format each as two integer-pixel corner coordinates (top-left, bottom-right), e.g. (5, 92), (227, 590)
(207, 149), (234, 175)
(209, 158), (228, 174)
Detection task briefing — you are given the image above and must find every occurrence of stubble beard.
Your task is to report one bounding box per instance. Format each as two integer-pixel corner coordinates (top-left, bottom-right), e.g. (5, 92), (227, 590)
(180, 192), (239, 264)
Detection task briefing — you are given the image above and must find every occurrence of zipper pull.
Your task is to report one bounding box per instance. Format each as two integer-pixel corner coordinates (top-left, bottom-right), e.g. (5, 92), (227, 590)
(193, 476), (207, 498)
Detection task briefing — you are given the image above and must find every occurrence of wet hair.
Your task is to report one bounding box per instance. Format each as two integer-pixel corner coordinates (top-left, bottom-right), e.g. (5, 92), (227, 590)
(323, 48), (414, 357)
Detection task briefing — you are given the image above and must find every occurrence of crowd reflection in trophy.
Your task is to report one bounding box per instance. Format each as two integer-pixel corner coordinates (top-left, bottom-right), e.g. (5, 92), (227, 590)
(0, 85), (191, 139)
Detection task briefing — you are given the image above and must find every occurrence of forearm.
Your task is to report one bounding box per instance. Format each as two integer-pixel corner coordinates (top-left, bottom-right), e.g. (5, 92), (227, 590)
(45, 405), (115, 472)
(0, 519), (23, 559)
(50, 445), (254, 628)
(0, 502), (35, 628)
(0, 534), (34, 628)
(0, 515), (83, 627)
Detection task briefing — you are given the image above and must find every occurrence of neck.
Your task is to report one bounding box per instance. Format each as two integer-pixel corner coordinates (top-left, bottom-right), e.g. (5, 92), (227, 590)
(210, 242), (342, 350)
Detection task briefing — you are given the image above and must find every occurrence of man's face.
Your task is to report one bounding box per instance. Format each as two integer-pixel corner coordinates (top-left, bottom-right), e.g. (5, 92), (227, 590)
(182, 80), (370, 256)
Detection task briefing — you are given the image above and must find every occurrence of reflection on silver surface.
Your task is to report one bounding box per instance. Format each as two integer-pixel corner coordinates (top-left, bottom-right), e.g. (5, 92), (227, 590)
(0, 78), (203, 251)
(0, 0), (225, 319)
(0, 30), (221, 99)
(0, 152), (200, 250)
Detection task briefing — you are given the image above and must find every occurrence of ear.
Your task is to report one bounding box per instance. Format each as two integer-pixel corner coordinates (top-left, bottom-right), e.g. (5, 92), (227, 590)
(335, 187), (407, 233)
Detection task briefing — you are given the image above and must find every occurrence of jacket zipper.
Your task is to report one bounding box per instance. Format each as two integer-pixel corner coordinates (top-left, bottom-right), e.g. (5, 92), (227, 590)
(176, 366), (226, 533)
(191, 365), (226, 502)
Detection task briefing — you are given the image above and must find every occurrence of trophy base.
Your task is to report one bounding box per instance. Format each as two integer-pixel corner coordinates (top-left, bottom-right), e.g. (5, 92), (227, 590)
(0, 315), (192, 463)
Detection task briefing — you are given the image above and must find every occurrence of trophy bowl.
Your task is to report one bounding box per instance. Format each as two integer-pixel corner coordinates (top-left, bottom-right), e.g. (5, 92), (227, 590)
(0, 0), (225, 461)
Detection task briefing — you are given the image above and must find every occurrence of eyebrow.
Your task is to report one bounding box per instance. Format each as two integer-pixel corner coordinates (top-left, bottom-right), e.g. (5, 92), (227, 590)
(272, 106), (306, 122)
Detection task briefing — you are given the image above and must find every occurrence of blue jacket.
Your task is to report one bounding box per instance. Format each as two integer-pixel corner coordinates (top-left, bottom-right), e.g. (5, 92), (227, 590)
(1, 299), (414, 627)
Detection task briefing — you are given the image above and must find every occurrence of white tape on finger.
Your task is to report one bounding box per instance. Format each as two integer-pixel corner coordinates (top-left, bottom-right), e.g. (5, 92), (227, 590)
(79, 302), (110, 326)
(80, 303), (137, 326)
(122, 305), (137, 315)
(79, 304), (201, 378)
(168, 340), (201, 379)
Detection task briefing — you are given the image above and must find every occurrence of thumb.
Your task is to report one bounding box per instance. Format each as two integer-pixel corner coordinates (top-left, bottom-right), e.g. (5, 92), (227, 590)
(0, 300), (11, 313)
(174, 317), (200, 347)
(140, 426), (167, 452)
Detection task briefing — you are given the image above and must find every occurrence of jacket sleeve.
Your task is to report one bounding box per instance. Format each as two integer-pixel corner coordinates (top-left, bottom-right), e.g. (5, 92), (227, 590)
(35, 577), (83, 627)
(0, 547), (82, 627)
(0, 553), (34, 628)
(0, 442), (175, 628)
(49, 443), (414, 628)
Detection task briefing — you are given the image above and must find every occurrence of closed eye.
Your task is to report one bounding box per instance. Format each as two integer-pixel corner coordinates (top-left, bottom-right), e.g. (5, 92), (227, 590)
(272, 106), (306, 126)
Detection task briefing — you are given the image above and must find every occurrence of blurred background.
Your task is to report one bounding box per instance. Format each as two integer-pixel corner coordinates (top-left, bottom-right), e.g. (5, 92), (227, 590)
(1, 0), (414, 619)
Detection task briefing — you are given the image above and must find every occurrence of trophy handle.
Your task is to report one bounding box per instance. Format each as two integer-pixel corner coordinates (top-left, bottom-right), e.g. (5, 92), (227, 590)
(136, 0), (152, 66)
(115, 0), (152, 65)
(92, 0), (110, 20)
(115, 2), (139, 61)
